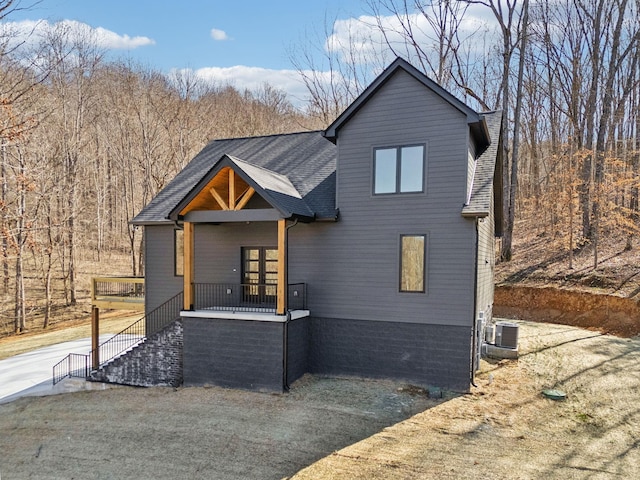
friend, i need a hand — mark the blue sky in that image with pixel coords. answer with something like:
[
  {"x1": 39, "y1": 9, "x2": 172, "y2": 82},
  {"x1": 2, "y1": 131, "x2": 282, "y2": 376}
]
[
  {"x1": 4, "y1": 0, "x2": 496, "y2": 106},
  {"x1": 16, "y1": 0, "x2": 363, "y2": 70},
  {"x1": 4, "y1": 0, "x2": 369, "y2": 104}
]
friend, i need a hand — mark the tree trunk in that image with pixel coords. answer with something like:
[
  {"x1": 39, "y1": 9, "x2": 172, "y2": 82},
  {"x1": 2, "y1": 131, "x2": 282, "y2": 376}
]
[
  {"x1": 13, "y1": 149, "x2": 27, "y2": 333},
  {"x1": 1, "y1": 141, "x2": 8, "y2": 295},
  {"x1": 578, "y1": 0, "x2": 606, "y2": 240},
  {"x1": 501, "y1": 0, "x2": 529, "y2": 261},
  {"x1": 14, "y1": 251, "x2": 25, "y2": 333},
  {"x1": 66, "y1": 152, "x2": 78, "y2": 306}
]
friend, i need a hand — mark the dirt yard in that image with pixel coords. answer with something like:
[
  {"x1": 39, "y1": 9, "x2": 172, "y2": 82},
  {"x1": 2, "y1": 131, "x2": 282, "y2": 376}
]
[
  {"x1": 292, "y1": 321, "x2": 640, "y2": 479},
  {"x1": 1, "y1": 320, "x2": 638, "y2": 480},
  {"x1": 0, "y1": 311, "x2": 142, "y2": 361}
]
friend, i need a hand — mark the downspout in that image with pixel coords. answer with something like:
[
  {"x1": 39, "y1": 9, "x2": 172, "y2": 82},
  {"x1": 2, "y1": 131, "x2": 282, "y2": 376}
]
[
  {"x1": 471, "y1": 218, "x2": 480, "y2": 388},
  {"x1": 282, "y1": 218, "x2": 299, "y2": 391}
]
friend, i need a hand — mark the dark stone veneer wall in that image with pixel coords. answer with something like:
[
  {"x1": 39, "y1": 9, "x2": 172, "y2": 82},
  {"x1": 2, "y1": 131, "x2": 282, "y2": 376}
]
[
  {"x1": 92, "y1": 316, "x2": 472, "y2": 392},
  {"x1": 90, "y1": 320, "x2": 183, "y2": 387},
  {"x1": 181, "y1": 316, "x2": 471, "y2": 392}
]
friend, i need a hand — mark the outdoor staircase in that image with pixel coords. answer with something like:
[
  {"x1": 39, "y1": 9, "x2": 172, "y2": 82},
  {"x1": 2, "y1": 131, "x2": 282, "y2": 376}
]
[
  {"x1": 53, "y1": 292, "x2": 183, "y2": 386},
  {"x1": 90, "y1": 319, "x2": 183, "y2": 387}
]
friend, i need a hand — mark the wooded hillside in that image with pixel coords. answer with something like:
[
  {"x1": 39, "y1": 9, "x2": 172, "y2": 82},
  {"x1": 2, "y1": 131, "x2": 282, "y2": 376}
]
[
  {"x1": 0, "y1": 10, "x2": 317, "y2": 334},
  {"x1": 2, "y1": 0, "x2": 640, "y2": 335}
]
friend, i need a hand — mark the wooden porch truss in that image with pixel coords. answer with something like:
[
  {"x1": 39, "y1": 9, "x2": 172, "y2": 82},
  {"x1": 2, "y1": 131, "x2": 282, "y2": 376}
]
[
  {"x1": 180, "y1": 167, "x2": 288, "y2": 315},
  {"x1": 180, "y1": 167, "x2": 256, "y2": 215}
]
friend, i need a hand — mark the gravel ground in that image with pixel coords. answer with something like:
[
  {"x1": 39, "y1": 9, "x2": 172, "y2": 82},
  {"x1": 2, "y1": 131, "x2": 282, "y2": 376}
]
[{"x1": 0, "y1": 375, "x2": 438, "y2": 479}]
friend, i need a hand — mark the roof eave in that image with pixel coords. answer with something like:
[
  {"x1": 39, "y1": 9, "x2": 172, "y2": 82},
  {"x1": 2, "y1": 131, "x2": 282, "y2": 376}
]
[
  {"x1": 167, "y1": 155, "x2": 229, "y2": 221},
  {"x1": 130, "y1": 219, "x2": 175, "y2": 226},
  {"x1": 470, "y1": 117, "x2": 491, "y2": 153},
  {"x1": 461, "y1": 208, "x2": 489, "y2": 218}
]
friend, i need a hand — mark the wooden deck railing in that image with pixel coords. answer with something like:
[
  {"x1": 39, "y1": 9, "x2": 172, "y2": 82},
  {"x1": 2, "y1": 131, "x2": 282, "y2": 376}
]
[{"x1": 91, "y1": 277, "x2": 145, "y2": 311}]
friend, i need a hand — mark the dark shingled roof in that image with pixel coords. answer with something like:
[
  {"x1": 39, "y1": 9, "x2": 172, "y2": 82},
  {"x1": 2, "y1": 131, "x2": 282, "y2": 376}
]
[
  {"x1": 132, "y1": 130, "x2": 337, "y2": 224},
  {"x1": 462, "y1": 111, "x2": 502, "y2": 221},
  {"x1": 133, "y1": 59, "x2": 502, "y2": 229}
]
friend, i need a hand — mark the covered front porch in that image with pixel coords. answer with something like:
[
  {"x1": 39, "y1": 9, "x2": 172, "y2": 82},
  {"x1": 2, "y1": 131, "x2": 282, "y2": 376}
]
[
  {"x1": 175, "y1": 157, "x2": 315, "y2": 320},
  {"x1": 177, "y1": 219, "x2": 311, "y2": 392},
  {"x1": 180, "y1": 218, "x2": 308, "y2": 318}
]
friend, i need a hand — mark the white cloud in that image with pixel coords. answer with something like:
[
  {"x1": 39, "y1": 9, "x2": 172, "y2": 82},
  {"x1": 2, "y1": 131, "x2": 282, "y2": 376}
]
[
  {"x1": 171, "y1": 65, "x2": 318, "y2": 107},
  {"x1": 325, "y1": 6, "x2": 497, "y2": 66},
  {"x1": 0, "y1": 19, "x2": 155, "y2": 50},
  {"x1": 92, "y1": 24, "x2": 155, "y2": 49},
  {"x1": 210, "y1": 28, "x2": 229, "y2": 41}
]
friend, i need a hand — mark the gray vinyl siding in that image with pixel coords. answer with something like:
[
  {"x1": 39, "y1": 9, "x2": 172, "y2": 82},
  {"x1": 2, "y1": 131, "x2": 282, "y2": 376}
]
[
  {"x1": 475, "y1": 192, "x2": 496, "y2": 322},
  {"x1": 290, "y1": 69, "x2": 476, "y2": 327},
  {"x1": 145, "y1": 225, "x2": 184, "y2": 313},
  {"x1": 193, "y1": 222, "x2": 276, "y2": 284},
  {"x1": 146, "y1": 70, "x2": 478, "y2": 330}
]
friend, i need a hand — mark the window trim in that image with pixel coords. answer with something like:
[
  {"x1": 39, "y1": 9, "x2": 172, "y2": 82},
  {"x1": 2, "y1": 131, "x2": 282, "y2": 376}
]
[
  {"x1": 373, "y1": 143, "x2": 426, "y2": 195},
  {"x1": 398, "y1": 233, "x2": 427, "y2": 293}
]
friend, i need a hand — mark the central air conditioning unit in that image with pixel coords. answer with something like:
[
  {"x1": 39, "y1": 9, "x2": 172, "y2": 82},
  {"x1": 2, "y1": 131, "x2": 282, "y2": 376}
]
[
  {"x1": 484, "y1": 323, "x2": 495, "y2": 344},
  {"x1": 495, "y1": 322, "x2": 519, "y2": 349}
]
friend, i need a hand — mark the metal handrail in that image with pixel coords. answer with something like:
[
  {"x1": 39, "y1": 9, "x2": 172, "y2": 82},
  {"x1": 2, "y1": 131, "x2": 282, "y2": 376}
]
[
  {"x1": 52, "y1": 353, "x2": 89, "y2": 385},
  {"x1": 92, "y1": 291, "x2": 184, "y2": 368}
]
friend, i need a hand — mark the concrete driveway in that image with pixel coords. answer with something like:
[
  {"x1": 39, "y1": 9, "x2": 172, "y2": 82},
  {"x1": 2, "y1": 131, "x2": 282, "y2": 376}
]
[{"x1": 0, "y1": 335, "x2": 117, "y2": 404}]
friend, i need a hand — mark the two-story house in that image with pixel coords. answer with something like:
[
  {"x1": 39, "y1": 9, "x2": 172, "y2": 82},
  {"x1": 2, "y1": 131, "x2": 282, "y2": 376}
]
[{"x1": 102, "y1": 57, "x2": 502, "y2": 392}]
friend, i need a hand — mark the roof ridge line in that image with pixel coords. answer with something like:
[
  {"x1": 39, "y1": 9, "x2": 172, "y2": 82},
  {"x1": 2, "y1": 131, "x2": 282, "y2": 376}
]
[{"x1": 207, "y1": 129, "x2": 323, "y2": 144}]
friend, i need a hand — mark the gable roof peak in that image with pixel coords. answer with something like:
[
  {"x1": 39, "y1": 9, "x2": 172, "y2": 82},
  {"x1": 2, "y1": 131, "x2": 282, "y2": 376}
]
[{"x1": 323, "y1": 56, "x2": 483, "y2": 143}]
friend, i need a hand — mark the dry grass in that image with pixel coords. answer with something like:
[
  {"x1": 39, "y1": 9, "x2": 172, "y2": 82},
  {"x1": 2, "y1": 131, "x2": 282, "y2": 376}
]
[
  {"x1": 291, "y1": 321, "x2": 640, "y2": 479},
  {"x1": 0, "y1": 249, "x2": 134, "y2": 338},
  {"x1": 0, "y1": 311, "x2": 142, "y2": 361},
  {"x1": 1, "y1": 321, "x2": 638, "y2": 479}
]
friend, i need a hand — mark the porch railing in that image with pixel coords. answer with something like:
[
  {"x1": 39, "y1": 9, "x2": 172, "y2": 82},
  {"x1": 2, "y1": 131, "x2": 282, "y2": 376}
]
[
  {"x1": 193, "y1": 283, "x2": 307, "y2": 313},
  {"x1": 91, "y1": 276, "x2": 145, "y2": 310}
]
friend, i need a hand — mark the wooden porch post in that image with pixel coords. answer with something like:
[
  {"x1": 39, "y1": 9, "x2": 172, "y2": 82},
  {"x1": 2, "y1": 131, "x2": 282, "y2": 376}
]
[
  {"x1": 183, "y1": 221, "x2": 195, "y2": 310},
  {"x1": 91, "y1": 306, "x2": 99, "y2": 369},
  {"x1": 277, "y1": 219, "x2": 287, "y2": 315}
]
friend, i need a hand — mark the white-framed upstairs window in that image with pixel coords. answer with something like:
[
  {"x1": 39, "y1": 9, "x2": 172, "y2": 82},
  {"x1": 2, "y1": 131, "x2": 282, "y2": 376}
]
[{"x1": 373, "y1": 144, "x2": 425, "y2": 195}]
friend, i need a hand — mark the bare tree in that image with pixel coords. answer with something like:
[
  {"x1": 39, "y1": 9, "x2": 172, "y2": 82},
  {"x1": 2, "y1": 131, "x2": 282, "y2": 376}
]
[
  {"x1": 290, "y1": 14, "x2": 386, "y2": 125},
  {"x1": 41, "y1": 22, "x2": 103, "y2": 305}
]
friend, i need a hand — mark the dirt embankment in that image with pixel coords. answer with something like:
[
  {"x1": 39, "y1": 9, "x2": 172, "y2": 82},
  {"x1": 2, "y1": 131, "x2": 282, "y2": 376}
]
[{"x1": 495, "y1": 285, "x2": 640, "y2": 337}]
